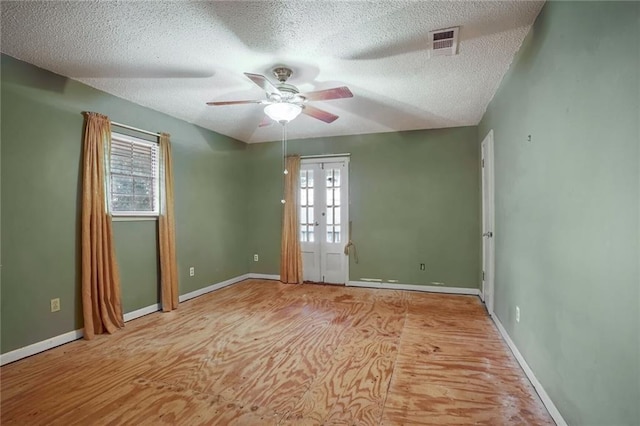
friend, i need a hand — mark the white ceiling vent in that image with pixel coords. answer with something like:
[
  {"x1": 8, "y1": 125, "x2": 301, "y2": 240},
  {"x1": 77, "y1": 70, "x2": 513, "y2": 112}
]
[{"x1": 428, "y1": 27, "x2": 460, "y2": 58}]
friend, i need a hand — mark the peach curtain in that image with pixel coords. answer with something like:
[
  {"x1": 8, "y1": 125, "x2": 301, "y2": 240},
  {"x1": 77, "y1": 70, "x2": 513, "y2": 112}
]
[
  {"x1": 159, "y1": 133, "x2": 179, "y2": 311},
  {"x1": 280, "y1": 155, "x2": 303, "y2": 284},
  {"x1": 81, "y1": 112, "x2": 124, "y2": 339}
]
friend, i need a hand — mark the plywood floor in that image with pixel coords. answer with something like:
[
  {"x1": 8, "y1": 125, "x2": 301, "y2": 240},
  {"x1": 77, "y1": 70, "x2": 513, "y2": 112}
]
[{"x1": 1, "y1": 280, "x2": 553, "y2": 425}]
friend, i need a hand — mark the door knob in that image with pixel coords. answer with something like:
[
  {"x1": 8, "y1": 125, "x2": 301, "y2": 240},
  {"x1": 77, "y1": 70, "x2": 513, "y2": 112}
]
[
  {"x1": 315, "y1": 222, "x2": 319, "y2": 226},
  {"x1": 483, "y1": 232, "x2": 493, "y2": 238}
]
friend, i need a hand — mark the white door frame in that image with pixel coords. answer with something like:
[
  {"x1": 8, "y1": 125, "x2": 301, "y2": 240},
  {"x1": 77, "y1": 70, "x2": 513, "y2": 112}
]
[
  {"x1": 481, "y1": 130, "x2": 495, "y2": 315},
  {"x1": 300, "y1": 156, "x2": 350, "y2": 285}
]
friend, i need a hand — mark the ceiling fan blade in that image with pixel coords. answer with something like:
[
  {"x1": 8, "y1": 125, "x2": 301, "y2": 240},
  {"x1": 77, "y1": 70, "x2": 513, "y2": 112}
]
[
  {"x1": 302, "y1": 86, "x2": 353, "y2": 101},
  {"x1": 206, "y1": 100, "x2": 263, "y2": 106},
  {"x1": 258, "y1": 115, "x2": 273, "y2": 128},
  {"x1": 244, "y1": 72, "x2": 281, "y2": 95},
  {"x1": 302, "y1": 105, "x2": 339, "y2": 124}
]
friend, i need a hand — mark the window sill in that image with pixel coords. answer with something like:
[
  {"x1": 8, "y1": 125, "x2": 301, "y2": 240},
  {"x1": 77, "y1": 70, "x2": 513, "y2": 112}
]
[{"x1": 112, "y1": 216, "x2": 158, "y2": 222}]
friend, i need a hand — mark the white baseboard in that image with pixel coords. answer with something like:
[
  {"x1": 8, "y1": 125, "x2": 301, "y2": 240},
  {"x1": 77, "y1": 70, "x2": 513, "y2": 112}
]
[
  {"x1": 123, "y1": 303, "x2": 162, "y2": 322},
  {"x1": 247, "y1": 273, "x2": 281, "y2": 281},
  {"x1": 0, "y1": 329, "x2": 84, "y2": 366},
  {"x1": 492, "y1": 315, "x2": 567, "y2": 426},
  {"x1": 1, "y1": 273, "x2": 253, "y2": 366},
  {"x1": 2, "y1": 303, "x2": 163, "y2": 365},
  {"x1": 0, "y1": 275, "x2": 478, "y2": 367},
  {"x1": 348, "y1": 280, "x2": 480, "y2": 296},
  {"x1": 179, "y1": 273, "x2": 251, "y2": 302}
]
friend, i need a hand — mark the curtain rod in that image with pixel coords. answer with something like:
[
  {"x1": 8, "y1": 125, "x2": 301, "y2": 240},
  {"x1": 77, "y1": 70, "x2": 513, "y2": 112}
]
[
  {"x1": 301, "y1": 153, "x2": 351, "y2": 159},
  {"x1": 111, "y1": 121, "x2": 161, "y2": 138}
]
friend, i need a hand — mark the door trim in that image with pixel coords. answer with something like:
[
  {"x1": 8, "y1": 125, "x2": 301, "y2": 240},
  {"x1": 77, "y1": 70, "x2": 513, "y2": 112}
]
[{"x1": 481, "y1": 130, "x2": 495, "y2": 315}]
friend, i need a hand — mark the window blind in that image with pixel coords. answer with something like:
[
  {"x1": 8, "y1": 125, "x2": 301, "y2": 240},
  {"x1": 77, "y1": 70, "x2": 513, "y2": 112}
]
[{"x1": 109, "y1": 134, "x2": 159, "y2": 214}]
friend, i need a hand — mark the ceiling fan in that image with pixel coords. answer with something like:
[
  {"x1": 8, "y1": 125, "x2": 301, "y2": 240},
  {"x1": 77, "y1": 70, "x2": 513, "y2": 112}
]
[{"x1": 206, "y1": 67, "x2": 353, "y2": 126}]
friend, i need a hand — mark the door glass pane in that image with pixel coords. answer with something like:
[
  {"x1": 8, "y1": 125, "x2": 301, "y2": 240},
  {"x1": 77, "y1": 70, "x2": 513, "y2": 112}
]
[
  {"x1": 325, "y1": 167, "x2": 343, "y2": 243},
  {"x1": 326, "y1": 169, "x2": 334, "y2": 187},
  {"x1": 300, "y1": 169, "x2": 314, "y2": 242},
  {"x1": 326, "y1": 226, "x2": 334, "y2": 243},
  {"x1": 333, "y1": 169, "x2": 341, "y2": 187},
  {"x1": 309, "y1": 229, "x2": 315, "y2": 242}
]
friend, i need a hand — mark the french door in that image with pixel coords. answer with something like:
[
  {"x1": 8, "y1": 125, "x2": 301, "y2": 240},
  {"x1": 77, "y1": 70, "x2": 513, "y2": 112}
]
[{"x1": 299, "y1": 157, "x2": 349, "y2": 284}]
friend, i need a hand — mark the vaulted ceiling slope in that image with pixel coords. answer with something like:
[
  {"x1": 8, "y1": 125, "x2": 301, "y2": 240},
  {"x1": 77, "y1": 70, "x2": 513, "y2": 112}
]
[{"x1": 1, "y1": 1, "x2": 543, "y2": 143}]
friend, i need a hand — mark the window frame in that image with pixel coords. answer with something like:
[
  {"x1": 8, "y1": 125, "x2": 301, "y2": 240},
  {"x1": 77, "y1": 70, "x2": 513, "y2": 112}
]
[{"x1": 108, "y1": 132, "x2": 160, "y2": 218}]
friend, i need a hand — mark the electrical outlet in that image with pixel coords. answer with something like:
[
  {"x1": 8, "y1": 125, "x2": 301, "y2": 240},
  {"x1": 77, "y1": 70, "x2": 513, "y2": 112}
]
[
  {"x1": 516, "y1": 306, "x2": 520, "y2": 323},
  {"x1": 189, "y1": 267, "x2": 195, "y2": 277},
  {"x1": 51, "y1": 298, "x2": 60, "y2": 312},
  {"x1": 254, "y1": 254, "x2": 259, "y2": 262},
  {"x1": 420, "y1": 263, "x2": 426, "y2": 271}
]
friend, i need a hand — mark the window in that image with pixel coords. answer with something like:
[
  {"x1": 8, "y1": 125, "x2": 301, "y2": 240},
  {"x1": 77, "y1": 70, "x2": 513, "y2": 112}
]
[{"x1": 109, "y1": 133, "x2": 159, "y2": 216}]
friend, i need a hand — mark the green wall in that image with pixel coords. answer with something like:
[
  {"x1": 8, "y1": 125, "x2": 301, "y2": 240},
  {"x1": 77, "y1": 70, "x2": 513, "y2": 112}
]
[
  {"x1": 247, "y1": 127, "x2": 481, "y2": 288},
  {"x1": 113, "y1": 221, "x2": 159, "y2": 313},
  {"x1": 478, "y1": 2, "x2": 639, "y2": 424},
  {"x1": 0, "y1": 55, "x2": 249, "y2": 353}
]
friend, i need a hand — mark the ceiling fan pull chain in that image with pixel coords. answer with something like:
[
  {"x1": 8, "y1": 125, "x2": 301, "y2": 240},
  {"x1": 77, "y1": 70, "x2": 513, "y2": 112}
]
[
  {"x1": 280, "y1": 122, "x2": 290, "y2": 204},
  {"x1": 282, "y1": 123, "x2": 286, "y2": 175},
  {"x1": 284, "y1": 123, "x2": 288, "y2": 175}
]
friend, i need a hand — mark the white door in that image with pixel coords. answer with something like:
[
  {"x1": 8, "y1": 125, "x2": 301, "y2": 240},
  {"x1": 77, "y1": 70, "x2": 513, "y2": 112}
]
[
  {"x1": 300, "y1": 158, "x2": 349, "y2": 284},
  {"x1": 481, "y1": 130, "x2": 495, "y2": 315}
]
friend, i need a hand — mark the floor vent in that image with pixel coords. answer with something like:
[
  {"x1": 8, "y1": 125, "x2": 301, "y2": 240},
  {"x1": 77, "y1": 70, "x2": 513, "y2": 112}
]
[{"x1": 428, "y1": 27, "x2": 460, "y2": 58}]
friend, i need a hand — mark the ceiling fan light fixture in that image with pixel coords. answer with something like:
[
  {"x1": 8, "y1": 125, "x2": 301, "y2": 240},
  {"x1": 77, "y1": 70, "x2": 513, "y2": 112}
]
[{"x1": 264, "y1": 103, "x2": 302, "y2": 123}]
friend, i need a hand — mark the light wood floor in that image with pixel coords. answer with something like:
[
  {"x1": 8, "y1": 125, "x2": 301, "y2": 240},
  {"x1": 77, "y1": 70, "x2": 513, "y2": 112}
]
[{"x1": 1, "y1": 280, "x2": 553, "y2": 425}]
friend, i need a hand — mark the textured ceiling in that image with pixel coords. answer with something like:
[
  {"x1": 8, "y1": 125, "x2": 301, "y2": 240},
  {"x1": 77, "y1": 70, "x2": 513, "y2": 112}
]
[{"x1": 1, "y1": 1, "x2": 543, "y2": 143}]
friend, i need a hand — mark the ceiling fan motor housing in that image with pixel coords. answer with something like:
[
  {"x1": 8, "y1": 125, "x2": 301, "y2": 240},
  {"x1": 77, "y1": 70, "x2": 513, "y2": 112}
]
[
  {"x1": 271, "y1": 67, "x2": 304, "y2": 103},
  {"x1": 273, "y1": 67, "x2": 294, "y2": 83},
  {"x1": 270, "y1": 83, "x2": 304, "y2": 104}
]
